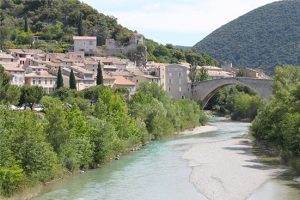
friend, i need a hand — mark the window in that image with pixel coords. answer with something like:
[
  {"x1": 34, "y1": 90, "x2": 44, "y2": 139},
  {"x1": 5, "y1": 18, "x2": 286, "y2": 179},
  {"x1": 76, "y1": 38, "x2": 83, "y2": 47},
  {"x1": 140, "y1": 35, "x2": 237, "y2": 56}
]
[
  {"x1": 182, "y1": 96, "x2": 185, "y2": 99},
  {"x1": 89, "y1": 41, "x2": 93, "y2": 45},
  {"x1": 168, "y1": 87, "x2": 171, "y2": 92},
  {"x1": 169, "y1": 79, "x2": 173, "y2": 84},
  {"x1": 179, "y1": 78, "x2": 182, "y2": 84},
  {"x1": 179, "y1": 72, "x2": 182, "y2": 78},
  {"x1": 33, "y1": 79, "x2": 36, "y2": 85},
  {"x1": 38, "y1": 79, "x2": 41, "y2": 84},
  {"x1": 50, "y1": 80, "x2": 53, "y2": 85},
  {"x1": 45, "y1": 80, "x2": 48, "y2": 84},
  {"x1": 179, "y1": 87, "x2": 182, "y2": 92},
  {"x1": 169, "y1": 72, "x2": 172, "y2": 77}
]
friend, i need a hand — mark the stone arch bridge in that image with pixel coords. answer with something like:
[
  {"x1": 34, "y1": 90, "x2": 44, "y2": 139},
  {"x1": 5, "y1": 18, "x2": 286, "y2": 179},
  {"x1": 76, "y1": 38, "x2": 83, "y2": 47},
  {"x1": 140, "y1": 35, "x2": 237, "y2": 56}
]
[{"x1": 191, "y1": 77, "x2": 274, "y2": 107}]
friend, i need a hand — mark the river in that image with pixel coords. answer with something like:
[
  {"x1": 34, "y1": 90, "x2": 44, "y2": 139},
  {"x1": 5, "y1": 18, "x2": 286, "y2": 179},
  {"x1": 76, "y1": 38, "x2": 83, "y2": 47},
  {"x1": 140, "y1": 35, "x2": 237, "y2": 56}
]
[{"x1": 34, "y1": 117, "x2": 300, "y2": 200}]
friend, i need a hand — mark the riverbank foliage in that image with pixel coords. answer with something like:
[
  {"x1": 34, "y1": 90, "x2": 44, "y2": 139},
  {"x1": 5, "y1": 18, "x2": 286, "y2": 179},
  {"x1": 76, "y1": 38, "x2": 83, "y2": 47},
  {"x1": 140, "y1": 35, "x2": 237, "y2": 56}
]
[
  {"x1": 0, "y1": 67, "x2": 207, "y2": 197},
  {"x1": 206, "y1": 85, "x2": 264, "y2": 121},
  {"x1": 251, "y1": 66, "x2": 300, "y2": 173}
]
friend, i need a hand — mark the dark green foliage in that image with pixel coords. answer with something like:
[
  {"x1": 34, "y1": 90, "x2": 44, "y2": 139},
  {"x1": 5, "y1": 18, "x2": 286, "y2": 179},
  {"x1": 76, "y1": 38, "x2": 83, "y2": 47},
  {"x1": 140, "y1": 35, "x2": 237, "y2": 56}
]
[
  {"x1": 77, "y1": 13, "x2": 84, "y2": 36},
  {"x1": 146, "y1": 39, "x2": 218, "y2": 65},
  {"x1": 96, "y1": 62, "x2": 103, "y2": 85},
  {"x1": 56, "y1": 67, "x2": 64, "y2": 89},
  {"x1": 24, "y1": 16, "x2": 29, "y2": 32},
  {"x1": 207, "y1": 85, "x2": 264, "y2": 121},
  {"x1": 251, "y1": 65, "x2": 300, "y2": 172},
  {"x1": 0, "y1": 65, "x2": 21, "y2": 105},
  {"x1": 194, "y1": 1, "x2": 300, "y2": 73},
  {"x1": 0, "y1": 108, "x2": 60, "y2": 196},
  {"x1": 19, "y1": 86, "x2": 44, "y2": 110},
  {"x1": 69, "y1": 69, "x2": 76, "y2": 90},
  {"x1": 129, "y1": 83, "x2": 207, "y2": 139},
  {"x1": 189, "y1": 66, "x2": 210, "y2": 83},
  {"x1": 236, "y1": 68, "x2": 247, "y2": 77},
  {"x1": 0, "y1": 0, "x2": 132, "y2": 51}
]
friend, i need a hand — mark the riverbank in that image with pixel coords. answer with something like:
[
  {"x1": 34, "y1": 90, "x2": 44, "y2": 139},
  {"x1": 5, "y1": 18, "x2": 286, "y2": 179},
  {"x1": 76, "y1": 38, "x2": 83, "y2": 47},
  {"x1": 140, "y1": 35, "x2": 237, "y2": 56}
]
[
  {"x1": 178, "y1": 125, "x2": 218, "y2": 136},
  {"x1": 183, "y1": 137, "x2": 283, "y2": 200}
]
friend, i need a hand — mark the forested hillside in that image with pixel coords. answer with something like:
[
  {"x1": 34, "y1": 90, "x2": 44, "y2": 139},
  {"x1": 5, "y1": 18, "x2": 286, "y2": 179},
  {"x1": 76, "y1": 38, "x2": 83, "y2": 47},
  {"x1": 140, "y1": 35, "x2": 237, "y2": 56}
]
[
  {"x1": 193, "y1": 0, "x2": 300, "y2": 73},
  {"x1": 0, "y1": 0, "x2": 132, "y2": 51},
  {"x1": 0, "y1": 0, "x2": 218, "y2": 65}
]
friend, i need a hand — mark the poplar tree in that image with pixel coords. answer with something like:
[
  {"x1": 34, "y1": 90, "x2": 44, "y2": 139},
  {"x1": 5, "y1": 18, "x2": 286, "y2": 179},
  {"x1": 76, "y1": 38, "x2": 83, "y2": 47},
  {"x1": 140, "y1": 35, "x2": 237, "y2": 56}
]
[
  {"x1": 24, "y1": 16, "x2": 29, "y2": 32},
  {"x1": 56, "y1": 67, "x2": 64, "y2": 89},
  {"x1": 77, "y1": 14, "x2": 84, "y2": 36},
  {"x1": 96, "y1": 62, "x2": 103, "y2": 85},
  {"x1": 69, "y1": 69, "x2": 77, "y2": 90}
]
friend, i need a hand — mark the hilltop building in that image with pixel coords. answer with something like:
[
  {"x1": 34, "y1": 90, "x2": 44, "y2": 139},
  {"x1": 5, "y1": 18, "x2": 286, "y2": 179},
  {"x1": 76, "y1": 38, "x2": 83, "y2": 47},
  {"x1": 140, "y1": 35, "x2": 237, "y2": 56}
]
[{"x1": 73, "y1": 36, "x2": 97, "y2": 55}]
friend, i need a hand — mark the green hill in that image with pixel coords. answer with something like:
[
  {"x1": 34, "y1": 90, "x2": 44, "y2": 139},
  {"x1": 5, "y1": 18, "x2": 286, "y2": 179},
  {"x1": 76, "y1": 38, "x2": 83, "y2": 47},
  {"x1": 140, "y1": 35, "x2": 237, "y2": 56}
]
[
  {"x1": 0, "y1": 0, "x2": 217, "y2": 65},
  {"x1": 193, "y1": 0, "x2": 300, "y2": 73}
]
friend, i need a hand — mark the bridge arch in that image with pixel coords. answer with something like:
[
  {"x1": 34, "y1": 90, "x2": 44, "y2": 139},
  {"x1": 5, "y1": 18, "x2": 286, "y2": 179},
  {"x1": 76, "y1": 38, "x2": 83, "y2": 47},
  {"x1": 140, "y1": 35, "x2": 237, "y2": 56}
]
[{"x1": 191, "y1": 77, "x2": 274, "y2": 108}]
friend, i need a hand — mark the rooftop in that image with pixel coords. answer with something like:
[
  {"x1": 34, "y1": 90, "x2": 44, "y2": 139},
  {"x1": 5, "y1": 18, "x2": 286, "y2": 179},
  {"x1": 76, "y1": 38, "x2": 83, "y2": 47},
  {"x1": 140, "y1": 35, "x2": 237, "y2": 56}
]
[
  {"x1": 0, "y1": 52, "x2": 14, "y2": 59},
  {"x1": 25, "y1": 71, "x2": 56, "y2": 78},
  {"x1": 8, "y1": 49, "x2": 44, "y2": 55},
  {"x1": 73, "y1": 36, "x2": 97, "y2": 40},
  {"x1": 113, "y1": 76, "x2": 135, "y2": 86}
]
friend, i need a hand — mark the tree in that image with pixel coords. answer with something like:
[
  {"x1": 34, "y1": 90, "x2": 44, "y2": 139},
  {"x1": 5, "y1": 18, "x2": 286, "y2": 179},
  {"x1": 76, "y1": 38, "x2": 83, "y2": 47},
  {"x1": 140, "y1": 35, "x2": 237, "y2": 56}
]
[
  {"x1": 19, "y1": 86, "x2": 44, "y2": 110},
  {"x1": 77, "y1": 14, "x2": 84, "y2": 36},
  {"x1": 41, "y1": 96, "x2": 68, "y2": 152},
  {"x1": 24, "y1": 16, "x2": 29, "y2": 32},
  {"x1": 56, "y1": 67, "x2": 64, "y2": 89},
  {"x1": 96, "y1": 62, "x2": 103, "y2": 85},
  {"x1": 237, "y1": 68, "x2": 247, "y2": 77},
  {"x1": 69, "y1": 69, "x2": 77, "y2": 90},
  {"x1": 189, "y1": 65, "x2": 197, "y2": 83},
  {"x1": 198, "y1": 68, "x2": 210, "y2": 81}
]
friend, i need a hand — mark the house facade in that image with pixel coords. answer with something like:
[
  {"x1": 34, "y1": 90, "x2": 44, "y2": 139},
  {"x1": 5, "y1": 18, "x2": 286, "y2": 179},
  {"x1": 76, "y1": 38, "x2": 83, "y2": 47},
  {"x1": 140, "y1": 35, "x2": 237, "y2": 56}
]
[
  {"x1": 25, "y1": 71, "x2": 56, "y2": 94},
  {"x1": 73, "y1": 36, "x2": 97, "y2": 55},
  {"x1": 160, "y1": 64, "x2": 190, "y2": 99}
]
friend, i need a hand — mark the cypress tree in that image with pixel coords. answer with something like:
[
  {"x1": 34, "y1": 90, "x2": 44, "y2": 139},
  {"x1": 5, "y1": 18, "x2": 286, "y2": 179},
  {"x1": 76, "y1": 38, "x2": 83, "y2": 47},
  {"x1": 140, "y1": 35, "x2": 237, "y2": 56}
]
[
  {"x1": 56, "y1": 67, "x2": 64, "y2": 89},
  {"x1": 24, "y1": 16, "x2": 29, "y2": 32},
  {"x1": 78, "y1": 14, "x2": 84, "y2": 36},
  {"x1": 96, "y1": 62, "x2": 103, "y2": 85},
  {"x1": 69, "y1": 69, "x2": 77, "y2": 90}
]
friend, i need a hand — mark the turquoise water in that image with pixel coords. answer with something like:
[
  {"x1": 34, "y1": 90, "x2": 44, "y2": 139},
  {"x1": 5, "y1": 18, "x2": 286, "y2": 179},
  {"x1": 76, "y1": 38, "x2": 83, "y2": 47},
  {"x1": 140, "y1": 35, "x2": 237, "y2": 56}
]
[{"x1": 34, "y1": 117, "x2": 300, "y2": 200}]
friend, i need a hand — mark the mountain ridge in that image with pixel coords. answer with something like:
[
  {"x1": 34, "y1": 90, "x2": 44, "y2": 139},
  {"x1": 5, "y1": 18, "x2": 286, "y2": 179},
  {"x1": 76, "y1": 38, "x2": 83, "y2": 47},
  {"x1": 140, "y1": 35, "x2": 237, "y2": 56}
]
[{"x1": 193, "y1": 0, "x2": 300, "y2": 72}]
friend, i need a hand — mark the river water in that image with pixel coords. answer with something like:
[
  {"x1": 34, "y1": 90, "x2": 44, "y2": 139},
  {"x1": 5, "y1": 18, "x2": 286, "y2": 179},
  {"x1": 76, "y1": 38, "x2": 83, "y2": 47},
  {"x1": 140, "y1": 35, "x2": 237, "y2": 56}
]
[{"x1": 34, "y1": 117, "x2": 300, "y2": 200}]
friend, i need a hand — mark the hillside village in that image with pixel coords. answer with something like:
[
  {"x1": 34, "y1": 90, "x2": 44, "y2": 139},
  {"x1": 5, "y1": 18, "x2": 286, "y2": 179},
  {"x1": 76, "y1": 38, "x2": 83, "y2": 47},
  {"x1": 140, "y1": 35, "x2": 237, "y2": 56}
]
[{"x1": 0, "y1": 33, "x2": 270, "y2": 100}]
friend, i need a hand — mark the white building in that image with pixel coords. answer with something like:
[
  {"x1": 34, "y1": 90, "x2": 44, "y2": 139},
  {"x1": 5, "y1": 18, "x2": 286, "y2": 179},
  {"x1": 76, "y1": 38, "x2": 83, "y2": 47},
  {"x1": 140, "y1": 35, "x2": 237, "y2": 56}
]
[{"x1": 25, "y1": 71, "x2": 56, "y2": 94}]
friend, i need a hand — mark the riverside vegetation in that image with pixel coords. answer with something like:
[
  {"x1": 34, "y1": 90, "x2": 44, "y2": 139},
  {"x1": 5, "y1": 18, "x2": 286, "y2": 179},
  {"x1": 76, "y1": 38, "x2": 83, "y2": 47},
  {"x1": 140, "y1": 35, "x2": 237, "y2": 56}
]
[
  {"x1": 0, "y1": 65, "x2": 207, "y2": 198},
  {"x1": 206, "y1": 84, "x2": 264, "y2": 121},
  {"x1": 251, "y1": 66, "x2": 300, "y2": 173}
]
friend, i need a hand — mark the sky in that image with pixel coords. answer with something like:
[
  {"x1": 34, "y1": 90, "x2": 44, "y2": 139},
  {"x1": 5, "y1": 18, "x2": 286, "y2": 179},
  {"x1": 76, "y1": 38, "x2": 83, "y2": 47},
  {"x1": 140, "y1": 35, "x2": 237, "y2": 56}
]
[{"x1": 82, "y1": 0, "x2": 278, "y2": 46}]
